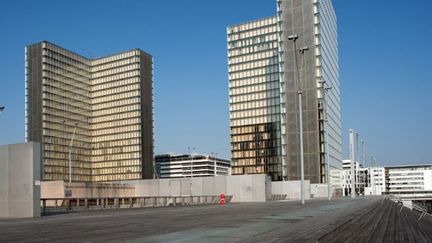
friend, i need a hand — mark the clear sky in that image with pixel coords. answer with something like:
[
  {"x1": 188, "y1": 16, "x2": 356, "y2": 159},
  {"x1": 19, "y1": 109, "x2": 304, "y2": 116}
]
[{"x1": 0, "y1": 0, "x2": 431, "y2": 166}]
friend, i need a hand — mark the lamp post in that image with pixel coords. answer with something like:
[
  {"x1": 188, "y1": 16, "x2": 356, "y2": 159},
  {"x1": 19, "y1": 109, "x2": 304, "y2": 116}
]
[
  {"x1": 361, "y1": 140, "x2": 365, "y2": 168},
  {"x1": 68, "y1": 122, "x2": 78, "y2": 184},
  {"x1": 349, "y1": 129, "x2": 356, "y2": 198},
  {"x1": 288, "y1": 34, "x2": 309, "y2": 205},
  {"x1": 319, "y1": 80, "x2": 332, "y2": 201}
]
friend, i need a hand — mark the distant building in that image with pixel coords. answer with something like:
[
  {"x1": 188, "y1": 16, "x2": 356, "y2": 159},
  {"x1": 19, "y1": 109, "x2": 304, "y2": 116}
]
[
  {"x1": 385, "y1": 165, "x2": 432, "y2": 193},
  {"x1": 227, "y1": 0, "x2": 342, "y2": 182},
  {"x1": 364, "y1": 166, "x2": 385, "y2": 195},
  {"x1": 26, "y1": 41, "x2": 154, "y2": 182},
  {"x1": 342, "y1": 160, "x2": 366, "y2": 196},
  {"x1": 155, "y1": 154, "x2": 231, "y2": 178}
]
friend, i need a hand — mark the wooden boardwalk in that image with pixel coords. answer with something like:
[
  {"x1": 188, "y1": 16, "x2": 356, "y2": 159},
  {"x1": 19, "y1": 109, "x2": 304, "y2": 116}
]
[
  {"x1": 317, "y1": 199, "x2": 432, "y2": 243},
  {"x1": 0, "y1": 197, "x2": 431, "y2": 242}
]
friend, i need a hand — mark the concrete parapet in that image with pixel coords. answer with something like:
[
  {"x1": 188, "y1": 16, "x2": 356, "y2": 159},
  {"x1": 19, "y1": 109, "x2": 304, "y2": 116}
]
[
  {"x1": 0, "y1": 142, "x2": 41, "y2": 218},
  {"x1": 271, "y1": 180, "x2": 311, "y2": 200}
]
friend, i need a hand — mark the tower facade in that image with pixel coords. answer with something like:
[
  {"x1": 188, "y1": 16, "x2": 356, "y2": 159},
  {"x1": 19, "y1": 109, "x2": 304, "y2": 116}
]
[
  {"x1": 227, "y1": 0, "x2": 342, "y2": 184},
  {"x1": 26, "y1": 41, "x2": 154, "y2": 182}
]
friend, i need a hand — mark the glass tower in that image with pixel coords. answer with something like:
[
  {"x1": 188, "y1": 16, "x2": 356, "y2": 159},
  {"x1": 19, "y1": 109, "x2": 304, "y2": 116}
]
[
  {"x1": 26, "y1": 41, "x2": 154, "y2": 182},
  {"x1": 227, "y1": 0, "x2": 342, "y2": 184}
]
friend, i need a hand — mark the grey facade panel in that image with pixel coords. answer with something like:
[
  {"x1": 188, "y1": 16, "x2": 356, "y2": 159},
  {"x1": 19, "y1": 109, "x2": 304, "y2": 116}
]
[{"x1": 139, "y1": 51, "x2": 154, "y2": 179}]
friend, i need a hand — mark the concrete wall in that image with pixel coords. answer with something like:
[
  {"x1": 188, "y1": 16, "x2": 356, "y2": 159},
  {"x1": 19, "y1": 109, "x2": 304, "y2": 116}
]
[
  {"x1": 0, "y1": 142, "x2": 41, "y2": 218},
  {"x1": 311, "y1": 184, "x2": 329, "y2": 198},
  {"x1": 271, "y1": 180, "x2": 311, "y2": 200},
  {"x1": 41, "y1": 181, "x2": 134, "y2": 199},
  {"x1": 126, "y1": 174, "x2": 270, "y2": 202}
]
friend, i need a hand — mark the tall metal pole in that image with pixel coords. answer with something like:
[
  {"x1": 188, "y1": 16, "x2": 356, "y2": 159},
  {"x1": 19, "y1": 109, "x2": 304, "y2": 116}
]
[
  {"x1": 325, "y1": 90, "x2": 331, "y2": 201},
  {"x1": 68, "y1": 123, "x2": 78, "y2": 184},
  {"x1": 349, "y1": 129, "x2": 356, "y2": 198},
  {"x1": 361, "y1": 140, "x2": 365, "y2": 168},
  {"x1": 298, "y1": 90, "x2": 305, "y2": 205},
  {"x1": 371, "y1": 155, "x2": 375, "y2": 196}
]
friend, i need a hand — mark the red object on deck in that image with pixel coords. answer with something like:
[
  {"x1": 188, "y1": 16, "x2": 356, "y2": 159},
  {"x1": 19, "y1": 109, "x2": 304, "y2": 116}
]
[{"x1": 219, "y1": 193, "x2": 225, "y2": 205}]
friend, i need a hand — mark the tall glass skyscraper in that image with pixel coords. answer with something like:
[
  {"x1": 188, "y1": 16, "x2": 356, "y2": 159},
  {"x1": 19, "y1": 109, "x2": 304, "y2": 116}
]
[
  {"x1": 227, "y1": 0, "x2": 342, "y2": 184},
  {"x1": 26, "y1": 41, "x2": 154, "y2": 182}
]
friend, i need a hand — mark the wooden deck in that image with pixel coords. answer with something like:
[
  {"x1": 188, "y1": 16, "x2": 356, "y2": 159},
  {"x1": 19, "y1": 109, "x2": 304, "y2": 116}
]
[
  {"x1": 0, "y1": 197, "x2": 431, "y2": 242},
  {"x1": 317, "y1": 198, "x2": 432, "y2": 242}
]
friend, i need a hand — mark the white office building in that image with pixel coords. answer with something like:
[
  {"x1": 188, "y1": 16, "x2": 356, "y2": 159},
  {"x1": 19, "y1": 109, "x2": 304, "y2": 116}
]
[
  {"x1": 385, "y1": 165, "x2": 432, "y2": 193},
  {"x1": 155, "y1": 154, "x2": 231, "y2": 179},
  {"x1": 364, "y1": 166, "x2": 385, "y2": 195},
  {"x1": 342, "y1": 160, "x2": 366, "y2": 196}
]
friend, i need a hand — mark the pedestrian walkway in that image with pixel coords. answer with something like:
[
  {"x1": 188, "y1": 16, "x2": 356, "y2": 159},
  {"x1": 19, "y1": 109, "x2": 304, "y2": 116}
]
[{"x1": 0, "y1": 197, "x2": 430, "y2": 242}]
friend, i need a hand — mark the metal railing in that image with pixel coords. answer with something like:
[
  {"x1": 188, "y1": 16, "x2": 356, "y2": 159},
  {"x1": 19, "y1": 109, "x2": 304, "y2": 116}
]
[
  {"x1": 41, "y1": 195, "x2": 232, "y2": 214},
  {"x1": 384, "y1": 195, "x2": 432, "y2": 221}
]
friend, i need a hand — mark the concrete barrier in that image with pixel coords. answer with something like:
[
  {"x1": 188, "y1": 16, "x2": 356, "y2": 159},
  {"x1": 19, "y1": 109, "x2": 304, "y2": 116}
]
[
  {"x1": 271, "y1": 180, "x2": 311, "y2": 200},
  {"x1": 0, "y1": 142, "x2": 41, "y2": 218}
]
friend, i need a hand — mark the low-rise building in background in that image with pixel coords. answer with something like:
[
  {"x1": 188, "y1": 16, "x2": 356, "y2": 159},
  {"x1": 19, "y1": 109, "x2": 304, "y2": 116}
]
[
  {"x1": 155, "y1": 154, "x2": 231, "y2": 178},
  {"x1": 385, "y1": 165, "x2": 432, "y2": 194}
]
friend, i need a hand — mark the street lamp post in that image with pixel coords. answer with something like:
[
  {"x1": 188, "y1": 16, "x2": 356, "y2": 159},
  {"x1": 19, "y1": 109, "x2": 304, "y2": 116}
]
[
  {"x1": 349, "y1": 129, "x2": 356, "y2": 198},
  {"x1": 371, "y1": 155, "x2": 376, "y2": 196},
  {"x1": 288, "y1": 34, "x2": 309, "y2": 205},
  {"x1": 68, "y1": 122, "x2": 78, "y2": 184},
  {"x1": 320, "y1": 80, "x2": 332, "y2": 201}
]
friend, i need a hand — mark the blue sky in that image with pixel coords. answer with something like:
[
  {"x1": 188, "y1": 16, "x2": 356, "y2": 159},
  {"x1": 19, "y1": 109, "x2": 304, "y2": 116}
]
[{"x1": 0, "y1": 0, "x2": 431, "y2": 166}]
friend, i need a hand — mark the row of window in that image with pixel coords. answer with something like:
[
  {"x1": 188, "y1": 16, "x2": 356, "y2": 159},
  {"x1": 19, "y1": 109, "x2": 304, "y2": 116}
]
[
  {"x1": 42, "y1": 63, "x2": 89, "y2": 83},
  {"x1": 43, "y1": 164, "x2": 91, "y2": 174},
  {"x1": 231, "y1": 115, "x2": 280, "y2": 127},
  {"x1": 232, "y1": 157, "x2": 281, "y2": 167},
  {"x1": 229, "y1": 34, "x2": 278, "y2": 49},
  {"x1": 43, "y1": 43, "x2": 89, "y2": 65},
  {"x1": 91, "y1": 64, "x2": 139, "y2": 79},
  {"x1": 92, "y1": 110, "x2": 140, "y2": 124},
  {"x1": 93, "y1": 104, "x2": 140, "y2": 118},
  {"x1": 231, "y1": 123, "x2": 280, "y2": 134},
  {"x1": 229, "y1": 17, "x2": 276, "y2": 34},
  {"x1": 92, "y1": 159, "x2": 141, "y2": 168},
  {"x1": 92, "y1": 70, "x2": 140, "y2": 85},
  {"x1": 230, "y1": 73, "x2": 280, "y2": 89},
  {"x1": 44, "y1": 136, "x2": 92, "y2": 148},
  {"x1": 92, "y1": 139, "x2": 141, "y2": 149},
  {"x1": 230, "y1": 82, "x2": 279, "y2": 96},
  {"x1": 44, "y1": 144, "x2": 91, "y2": 156},
  {"x1": 91, "y1": 56, "x2": 140, "y2": 72},
  {"x1": 92, "y1": 50, "x2": 140, "y2": 66},
  {"x1": 229, "y1": 49, "x2": 278, "y2": 65},
  {"x1": 93, "y1": 173, "x2": 141, "y2": 182},
  {"x1": 92, "y1": 152, "x2": 141, "y2": 162},
  {"x1": 230, "y1": 89, "x2": 279, "y2": 102},
  {"x1": 229, "y1": 45, "x2": 278, "y2": 58},
  {"x1": 229, "y1": 60, "x2": 278, "y2": 73},
  {"x1": 92, "y1": 124, "x2": 140, "y2": 136},
  {"x1": 92, "y1": 90, "x2": 140, "y2": 105},
  {"x1": 44, "y1": 158, "x2": 92, "y2": 169},
  {"x1": 43, "y1": 57, "x2": 90, "y2": 77},
  {"x1": 228, "y1": 24, "x2": 277, "y2": 42},
  {"x1": 93, "y1": 117, "x2": 140, "y2": 130},
  {"x1": 229, "y1": 66, "x2": 278, "y2": 80},
  {"x1": 93, "y1": 97, "x2": 140, "y2": 111},
  {"x1": 232, "y1": 140, "x2": 280, "y2": 151},
  {"x1": 230, "y1": 106, "x2": 280, "y2": 119},
  {"x1": 93, "y1": 166, "x2": 141, "y2": 175},
  {"x1": 92, "y1": 83, "x2": 140, "y2": 99},
  {"x1": 93, "y1": 131, "x2": 141, "y2": 143},
  {"x1": 230, "y1": 97, "x2": 280, "y2": 112},
  {"x1": 93, "y1": 145, "x2": 140, "y2": 156},
  {"x1": 92, "y1": 77, "x2": 140, "y2": 92},
  {"x1": 45, "y1": 151, "x2": 91, "y2": 162},
  {"x1": 43, "y1": 73, "x2": 90, "y2": 93}
]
